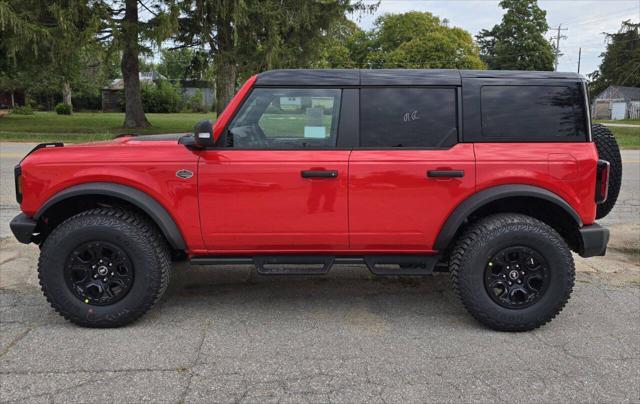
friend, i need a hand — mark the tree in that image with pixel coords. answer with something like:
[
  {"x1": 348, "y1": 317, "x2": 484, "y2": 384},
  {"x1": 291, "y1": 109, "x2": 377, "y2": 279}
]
[
  {"x1": 476, "y1": 0, "x2": 554, "y2": 71},
  {"x1": 366, "y1": 12, "x2": 484, "y2": 69},
  {"x1": 157, "y1": 48, "x2": 199, "y2": 79},
  {"x1": 313, "y1": 17, "x2": 371, "y2": 68},
  {"x1": 93, "y1": 0, "x2": 178, "y2": 128},
  {"x1": 589, "y1": 21, "x2": 640, "y2": 96},
  {"x1": 174, "y1": 0, "x2": 370, "y2": 114},
  {"x1": 0, "y1": 0, "x2": 99, "y2": 109}
]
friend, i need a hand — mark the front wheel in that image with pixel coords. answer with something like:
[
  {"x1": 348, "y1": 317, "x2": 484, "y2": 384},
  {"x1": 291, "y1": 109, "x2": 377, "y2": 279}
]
[
  {"x1": 450, "y1": 214, "x2": 574, "y2": 331},
  {"x1": 38, "y1": 208, "x2": 172, "y2": 327}
]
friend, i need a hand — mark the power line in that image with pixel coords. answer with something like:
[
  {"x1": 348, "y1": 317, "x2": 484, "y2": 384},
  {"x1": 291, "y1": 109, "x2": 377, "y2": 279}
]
[
  {"x1": 620, "y1": 63, "x2": 640, "y2": 86},
  {"x1": 550, "y1": 24, "x2": 568, "y2": 71}
]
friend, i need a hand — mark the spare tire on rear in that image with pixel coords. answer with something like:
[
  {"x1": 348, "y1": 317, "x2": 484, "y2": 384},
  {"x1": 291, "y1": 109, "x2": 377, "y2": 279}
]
[{"x1": 592, "y1": 124, "x2": 622, "y2": 219}]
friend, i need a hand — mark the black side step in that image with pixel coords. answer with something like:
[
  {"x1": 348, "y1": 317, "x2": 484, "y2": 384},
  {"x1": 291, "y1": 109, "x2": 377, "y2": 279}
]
[
  {"x1": 254, "y1": 256, "x2": 335, "y2": 275},
  {"x1": 190, "y1": 255, "x2": 441, "y2": 276},
  {"x1": 364, "y1": 255, "x2": 438, "y2": 275}
]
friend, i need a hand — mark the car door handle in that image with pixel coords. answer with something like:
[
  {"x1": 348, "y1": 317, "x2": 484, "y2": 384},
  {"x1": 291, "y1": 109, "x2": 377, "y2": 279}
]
[
  {"x1": 427, "y1": 170, "x2": 465, "y2": 178},
  {"x1": 301, "y1": 170, "x2": 339, "y2": 178}
]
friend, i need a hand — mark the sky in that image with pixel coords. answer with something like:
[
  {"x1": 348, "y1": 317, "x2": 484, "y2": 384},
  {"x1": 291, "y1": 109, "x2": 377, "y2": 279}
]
[{"x1": 348, "y1": 0, "x2": 640, "y2": 75}]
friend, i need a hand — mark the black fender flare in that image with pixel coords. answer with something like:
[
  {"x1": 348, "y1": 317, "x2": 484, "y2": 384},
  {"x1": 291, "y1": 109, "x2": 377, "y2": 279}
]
[
  {"x1": 35, "y1": 182, "x2": 187, "y2": 250},
  {"x1": 433, "y1": 184, "x2": 582, "y2": 250}
]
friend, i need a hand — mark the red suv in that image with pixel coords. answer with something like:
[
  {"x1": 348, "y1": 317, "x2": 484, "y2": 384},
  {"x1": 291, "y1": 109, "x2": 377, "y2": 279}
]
[{"x1": 10, "y1": 69, "x2": 621, "y2": 330}]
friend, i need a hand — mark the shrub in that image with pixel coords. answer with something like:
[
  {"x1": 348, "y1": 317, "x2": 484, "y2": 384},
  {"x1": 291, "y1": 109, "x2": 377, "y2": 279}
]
[
  {"x1": 72, "y1": 92, "x2": 101, "y2": 111},
  {"x1": 10, "y1": 105, "x2": 34, "y2": 115},
  {"x1": 142, "y1": 80, "x2": 182, "y2": 113},
  {"x1": 184, "y1": 89, "x2": 209, "y2": 113},
  {"x1": 55, "y1": 103, "x2": 72, "y2": 115}
]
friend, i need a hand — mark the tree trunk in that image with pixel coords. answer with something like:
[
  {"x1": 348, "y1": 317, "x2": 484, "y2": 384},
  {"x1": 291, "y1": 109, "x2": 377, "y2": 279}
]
[
  {"x1": 121, "y1": 0, "x2": 149, "y2": 128},
  {"x1": 215, "y1": 60, "x2": 237, "y2": 115},
  {"x1": 62, "y1": 80, "x2": 72, "y2": 108},
  {"x1": 10, "y1": 91, "x2": 15, "y2": 108},
  {"x1": 215, "y1": 17, "x2": 237, "y2": 115}
]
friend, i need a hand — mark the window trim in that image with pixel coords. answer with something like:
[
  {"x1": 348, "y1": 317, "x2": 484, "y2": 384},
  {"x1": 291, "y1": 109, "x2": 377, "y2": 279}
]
[
  {"x1": 215, "y1": 86, "x2": 349, "y2": 151},
  {"x1": 356, "y1": 85, "x2": 461, "y2": 150}
]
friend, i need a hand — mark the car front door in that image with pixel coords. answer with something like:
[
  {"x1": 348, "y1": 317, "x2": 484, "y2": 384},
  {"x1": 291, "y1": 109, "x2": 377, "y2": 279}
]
[
  {"x1": 348, "y1": 87, "x2": 476, "y2": 252},
  {"x1": 198, "y1": 88, "x2": 352, "y2": 252}
]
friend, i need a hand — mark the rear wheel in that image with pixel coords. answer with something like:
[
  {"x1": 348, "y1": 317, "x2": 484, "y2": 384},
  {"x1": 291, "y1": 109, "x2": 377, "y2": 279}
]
[
  {"x1": 592, "y1": 123, "x2": 622, "y2": 219},
  {"x1": 451, "y1": 214, "x2": 574, "y2": 331},
  {"x1": 38, "y1": 208, "x2": 171, "y2": 327}
]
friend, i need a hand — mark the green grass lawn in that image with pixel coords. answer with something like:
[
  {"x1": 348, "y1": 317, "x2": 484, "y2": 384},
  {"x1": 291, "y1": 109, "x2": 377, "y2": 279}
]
[
  {"x1": 595, "y1": 119, "x2": 640, "y2": 125},
  {"x1": 606, "y1": 126, "x2": 639, "y2": 149},
  {"x1": 0, "y1": 112, "x2": 213, "y2": 141}
]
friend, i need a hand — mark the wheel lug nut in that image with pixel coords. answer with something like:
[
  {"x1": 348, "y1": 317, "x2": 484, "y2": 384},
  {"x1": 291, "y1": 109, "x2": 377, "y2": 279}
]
[
  {"x1": 111, "y1": 272, "x2": 114, "y2": 276},
  {"x1": 92, "y1": 265, "x2": 96, "y2": 269},
  {"x1": 103, "y1": 278, "x2": 108, "y2": 282},
  {"x1": 508, "y1": 281, "x2": 512, "y2": 285},
  {"x1": 93, "y1": 275, "x2": 98, "y2": 279},
  {"x1": 502, "y1": 275, "x2": 506, "y2": 278},
  {"x1": 517, "y1": 280, "x2": 522, "y2": 284},
  {"x1": 521, "y1": 271, "x2": 525, "y2": 275},
  {"x1": 109, "y1": 263, "x2": 113, "y2": 267}
]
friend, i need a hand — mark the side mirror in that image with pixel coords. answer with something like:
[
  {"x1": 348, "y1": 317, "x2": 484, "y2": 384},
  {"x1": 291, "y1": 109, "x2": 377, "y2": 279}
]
[{"x1": 194, "y1": 120, "x2": 215, "y2": 148}]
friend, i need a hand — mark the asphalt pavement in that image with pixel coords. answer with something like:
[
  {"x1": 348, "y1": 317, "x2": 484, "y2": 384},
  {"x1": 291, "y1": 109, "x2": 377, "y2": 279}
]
[{"x1": 1, "y1": 142, "x2": 639, "y2": 403}]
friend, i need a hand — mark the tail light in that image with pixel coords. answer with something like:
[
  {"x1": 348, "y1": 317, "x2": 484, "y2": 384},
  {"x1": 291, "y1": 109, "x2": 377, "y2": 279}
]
[
  {"x1": 14, "y1": 165, "x2": 23, "y2": 204},
  {"x1": 595, "y1": 159, "x2": 610, "y2": 204}
]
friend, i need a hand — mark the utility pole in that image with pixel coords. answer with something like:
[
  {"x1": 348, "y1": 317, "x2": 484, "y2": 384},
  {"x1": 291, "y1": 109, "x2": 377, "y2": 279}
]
[
  {"x1": 577, "y1": 47, "x2": 582, "y2": 74},
  {"x1": 550, "y1": 24, "x2": 568, "y2": 71}
]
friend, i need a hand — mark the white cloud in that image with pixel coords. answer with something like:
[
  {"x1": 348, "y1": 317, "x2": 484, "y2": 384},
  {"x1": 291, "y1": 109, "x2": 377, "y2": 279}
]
[{"x1": 349, "y1": 0, "x2": 640, "y2": 75}]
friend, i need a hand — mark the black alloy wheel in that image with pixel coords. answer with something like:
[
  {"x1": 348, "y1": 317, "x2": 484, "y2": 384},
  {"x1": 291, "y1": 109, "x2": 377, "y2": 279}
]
[
  {"x1": 64, "y1": 241, "x2": 135, "y2": 306},
  {"x1": 484, "y1": 246, "x2": 550, "y2": 309},
  {"x1": 450, "y1": 213, "x2": 575, "y2": 331}
]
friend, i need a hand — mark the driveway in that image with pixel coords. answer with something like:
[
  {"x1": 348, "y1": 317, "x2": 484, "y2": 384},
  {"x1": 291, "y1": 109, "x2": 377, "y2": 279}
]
[{"x1": 1, "y1": 143, "x2": 639, "y2": 402}]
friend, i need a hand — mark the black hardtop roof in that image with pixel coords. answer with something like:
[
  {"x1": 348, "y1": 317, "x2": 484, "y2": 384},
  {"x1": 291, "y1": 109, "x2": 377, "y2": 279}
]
[{"x1": 255, "y1": 69, "x2": 583, "y2": 86}]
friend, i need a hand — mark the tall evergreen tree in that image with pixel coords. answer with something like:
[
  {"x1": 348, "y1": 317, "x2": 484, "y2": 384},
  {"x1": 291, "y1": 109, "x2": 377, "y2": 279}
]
[
  {"x1": 174, "y1": 0, "x2": 371, "y2": 114},
  {"x1": 0, "y1": 0, "x2": 98, "y2": 108},
  {"x1": 476, "y1": 0, "x2": 554, "y2": 71},
  {"x1": 93, "y1": 0, "x2": 178, "y2": 128},
  {"x1": 589, "y1": 21, "x2": 640, "y2": 96}
]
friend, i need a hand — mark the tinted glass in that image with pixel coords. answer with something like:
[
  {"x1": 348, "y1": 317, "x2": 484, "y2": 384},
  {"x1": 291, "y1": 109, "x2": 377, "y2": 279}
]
[
  {"x1": 227, "y1": 88, "x2": 341, "y2": 149},
  {"x1": 481, "y1": 85, "x2": 587, "y2": 140},
  {"x1": 360, "y1": 88, "x2": 458, "y2": 148}
]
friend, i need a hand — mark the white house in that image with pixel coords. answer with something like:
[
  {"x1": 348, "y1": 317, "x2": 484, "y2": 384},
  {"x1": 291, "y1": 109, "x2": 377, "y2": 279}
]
[{"x1": 592, "y1": 86, "x2": 640, "y2": 120}]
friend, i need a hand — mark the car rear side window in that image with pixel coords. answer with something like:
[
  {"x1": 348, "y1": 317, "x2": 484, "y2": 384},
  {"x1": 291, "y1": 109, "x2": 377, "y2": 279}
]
[
  {"x1": 481, "y1": 85, "x2": 587, "y2": 141},
  {"x1": 360, "y1": 88, "x2": 458, "y2": 148}
]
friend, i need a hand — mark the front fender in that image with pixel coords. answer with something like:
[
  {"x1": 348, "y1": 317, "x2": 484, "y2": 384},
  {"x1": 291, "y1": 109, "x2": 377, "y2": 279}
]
[{"x1": 35, "y1": 182, "x2": 187, "y2": 250}]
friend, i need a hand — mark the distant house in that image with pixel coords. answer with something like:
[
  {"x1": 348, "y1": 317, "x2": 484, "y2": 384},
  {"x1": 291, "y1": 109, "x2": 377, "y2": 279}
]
[
  {"x1": 0, "y1": 90, "x2": 25, "y2": 109},
  {"x1": 101, "y1": 72, "x2": 215, "y2": 112},
  {"x1": 592, "y1": 86, "x2": 640, "y2": 120},
  {"x1": 101, "y1": 72, "x2": 166, "y2": 112},
  {"x1": 173, "y1": 79, "x2": 215, "y2": 110}
]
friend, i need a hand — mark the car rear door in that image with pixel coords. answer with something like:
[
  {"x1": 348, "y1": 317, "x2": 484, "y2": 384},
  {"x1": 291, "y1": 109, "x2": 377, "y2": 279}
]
[
  {"x1": 348, "y1": 86, "x2": 476, "y2": 252},
  {"x1": 198, "y1": 88, "x2": 355, "y2": 252}
]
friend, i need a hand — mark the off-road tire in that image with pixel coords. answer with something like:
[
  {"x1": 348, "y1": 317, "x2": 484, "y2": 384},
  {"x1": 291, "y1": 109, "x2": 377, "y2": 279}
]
[
  {"x1": 592, "y1": 123, "x2": 622, "y2": 219},
  {"x1": 450, "y1": 214, "x2": 574, "y2": 331},
  {"x1": 38, "y1": 208, "x2": 172, "y2": 327}
]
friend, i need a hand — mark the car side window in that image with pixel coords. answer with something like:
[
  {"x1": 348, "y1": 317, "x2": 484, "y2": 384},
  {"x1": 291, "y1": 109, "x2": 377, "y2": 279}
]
[
  {"x1": 226, "y1": 88, "x2": 342, "y2": 149},
  {"x1": 480, "y1": 85, "x2": 587, "y2": 140},
  {"x1": 360, "y1": 87, "x2": 458, "y2": 148}
]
